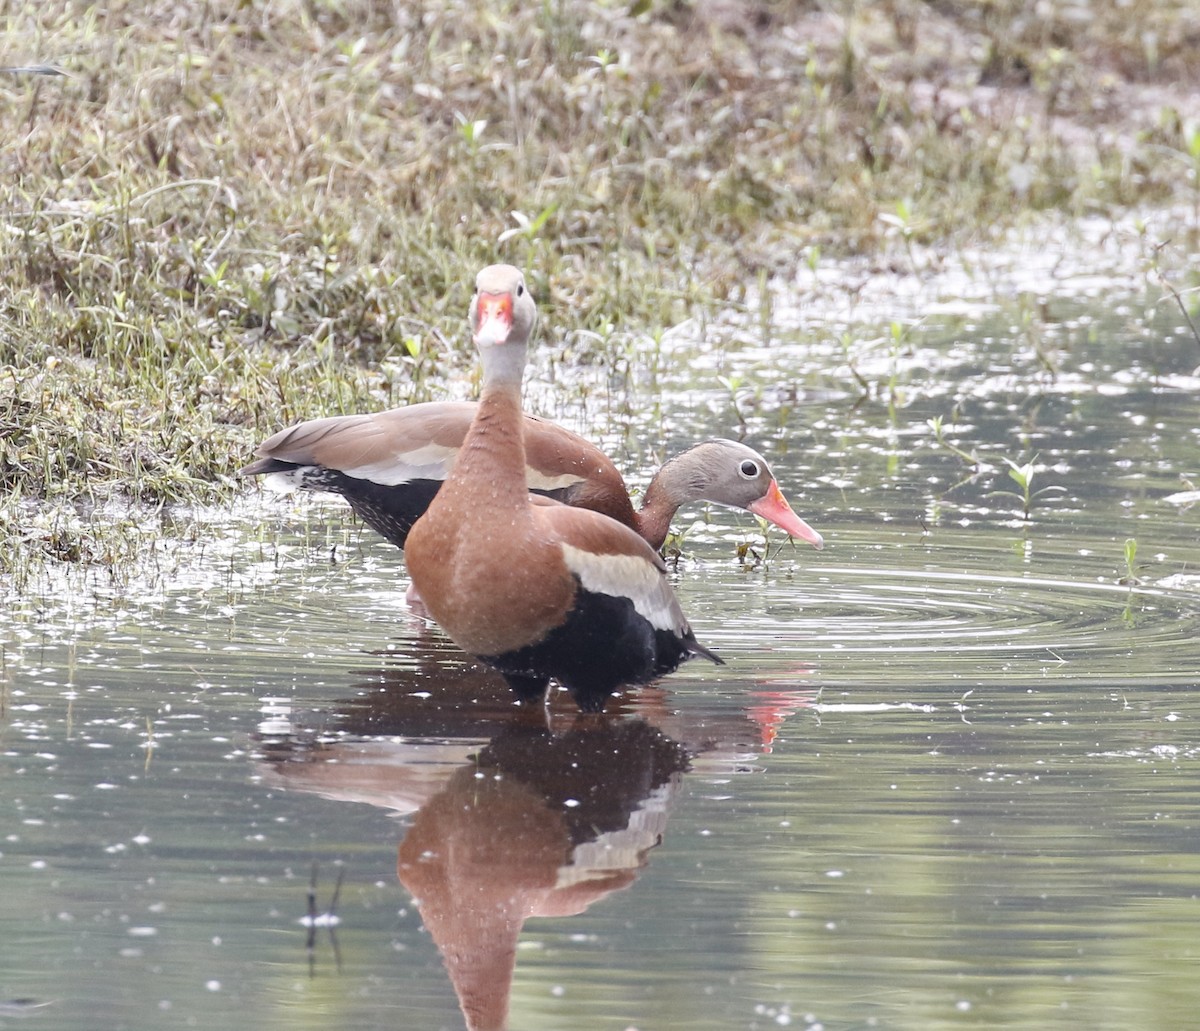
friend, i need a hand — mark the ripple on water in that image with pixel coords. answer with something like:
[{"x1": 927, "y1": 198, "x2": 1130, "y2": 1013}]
[{"x1": 688, "y1": 550, "x2": 1200, "y2": 693}]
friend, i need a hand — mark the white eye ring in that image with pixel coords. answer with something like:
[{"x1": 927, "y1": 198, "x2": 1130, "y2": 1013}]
[{"x1": 738, "y1": 460, "x2": 760, "y2": 478}]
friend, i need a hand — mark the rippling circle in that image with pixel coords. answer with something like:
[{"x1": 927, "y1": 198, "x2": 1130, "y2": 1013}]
[{"x1": 791, "y1": 565, "x2": 1200, "y2": 685}]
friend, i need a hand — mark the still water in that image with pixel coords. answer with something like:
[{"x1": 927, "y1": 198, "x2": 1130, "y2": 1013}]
[{"x1": 3, "y1": 277, "x2": 1199, "y2": 1030}]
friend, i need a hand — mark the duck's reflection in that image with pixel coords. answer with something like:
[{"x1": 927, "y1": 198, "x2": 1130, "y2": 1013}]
[
  {"x1": 396, "y1": 717, "x2": 687, "y2": 1031},
  {"x1": 258, "y1": 652, "x2": 806, "y2": 1031}
]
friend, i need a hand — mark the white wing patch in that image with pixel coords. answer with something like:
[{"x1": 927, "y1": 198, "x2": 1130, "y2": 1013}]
[
  {"x1": 342, "y1": 443, "x2": 457, "y2": 485},
  {"x1": 527, "y1": 471, "x2": 587, "y2": 492},
  {"x1": 343, "y1": 444, "x2": 583, "y2": 492},
  {"x1": 560, "y1": 544, "x2": 685, "y2": 633}
]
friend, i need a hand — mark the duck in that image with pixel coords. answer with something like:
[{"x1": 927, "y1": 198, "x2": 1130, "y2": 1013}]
[
  {"x1": 241, "y1": 409, "x2": 823, "y2": 554},
  {"x1": 404, "y1": 264, "x2": 723, "y2": 712}
]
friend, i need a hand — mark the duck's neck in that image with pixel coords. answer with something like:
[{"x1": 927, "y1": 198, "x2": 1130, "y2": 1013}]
[
  {"x1": 445, "y1": 348, "x2": 530, "y2": 512},
  {"x1": 637, "y1": 474, "x2": 682, "y2": 551}
]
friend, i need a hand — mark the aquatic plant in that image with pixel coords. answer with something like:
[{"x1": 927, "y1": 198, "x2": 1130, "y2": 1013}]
[
  {"x1": 928, "y1": 415, "x2": 983, "y2": 469},
  {"x1": 735, "y1": 537, "x2": 765, "y2": 571},
  {"x1": 1120, "y1": 538, "x2": 1144, "y2": 626},
  {"x1": 716, "y1": 374, "x2": 750, "y2": 430},
  {"x1": 1119, "y1": 537, "x2": 1143, "y2": 587},
  {"x1": 1148, "y1": 252, "x2": 1200, "y2": 355},
  {"x1": 991, "y1": 454, "x2": 1067, "y2": 522}
]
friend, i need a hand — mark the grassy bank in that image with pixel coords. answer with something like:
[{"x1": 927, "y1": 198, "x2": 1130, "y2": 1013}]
[{"x1": 2, "y1": 0, "x2": 1200, "y2": 577}]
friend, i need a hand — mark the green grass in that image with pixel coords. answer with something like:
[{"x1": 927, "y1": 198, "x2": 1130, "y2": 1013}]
[{"x1": 2, "y1": 0, "x2": 1200, "y2": 580}]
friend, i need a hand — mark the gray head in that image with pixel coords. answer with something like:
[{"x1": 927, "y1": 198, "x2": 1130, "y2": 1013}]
[{"x1": 652, "y1": 439, "x2": 823, "y2": 549}]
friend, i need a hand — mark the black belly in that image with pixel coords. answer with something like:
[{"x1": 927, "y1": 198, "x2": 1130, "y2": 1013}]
[{"x1": 480, "y1": 586, "x2": 694, "y2": 712}]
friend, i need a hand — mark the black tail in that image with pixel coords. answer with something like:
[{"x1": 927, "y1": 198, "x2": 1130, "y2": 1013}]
[{"x1": 684, "y1": 632, "x2": 725, "y2": 666}]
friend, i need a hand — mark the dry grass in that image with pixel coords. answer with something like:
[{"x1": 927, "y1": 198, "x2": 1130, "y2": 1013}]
[{"x1": 2, "y1": 0, "x2": 1199, "y2": 579}]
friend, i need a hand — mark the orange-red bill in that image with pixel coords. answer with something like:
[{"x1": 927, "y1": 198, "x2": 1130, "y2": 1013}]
[
  {"x1": 747, "y1": 479, "x2": 823, "y2": 550},
  {"x1": 474, "y1": 291, "x2": 514, "y2": 346}
]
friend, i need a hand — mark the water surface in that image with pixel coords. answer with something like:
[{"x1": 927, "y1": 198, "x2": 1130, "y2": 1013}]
[{"x1": 3, "y1": 279, "x2": 1199, "y2": 1030}]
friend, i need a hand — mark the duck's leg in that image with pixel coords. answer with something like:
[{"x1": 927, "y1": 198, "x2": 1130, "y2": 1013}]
[{"x1": 502, "y1": 672, "x2": 551, "y2": 705}]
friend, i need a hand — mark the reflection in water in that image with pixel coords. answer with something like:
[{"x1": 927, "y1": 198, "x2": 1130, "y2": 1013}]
[
  {"x1": 258, "y1": 652, "x2": 787, "y2": 1030},
  {"x1": 396, "y1": 720, "x2": 687, "y2": 1031}
]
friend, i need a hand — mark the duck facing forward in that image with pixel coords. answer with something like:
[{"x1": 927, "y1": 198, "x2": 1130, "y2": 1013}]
[{"x1": 405, "y1": 265, "x2": 723, "y2": 712}]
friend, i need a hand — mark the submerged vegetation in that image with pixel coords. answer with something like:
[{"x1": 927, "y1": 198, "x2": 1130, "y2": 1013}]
[{"x1": 2, "y1": 0, "x2": 1200, "y2": 581}]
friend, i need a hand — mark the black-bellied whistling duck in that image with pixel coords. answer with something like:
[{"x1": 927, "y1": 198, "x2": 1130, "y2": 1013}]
[
  {"x1": 241, "y1": 408, "x2": 823, "y2": 552},
  {"x1": 404, "y1": 264, "x2": 722, "y2": 712}
]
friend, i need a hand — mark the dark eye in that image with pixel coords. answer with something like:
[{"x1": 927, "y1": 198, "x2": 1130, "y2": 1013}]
[
  {"x1": 516, "y1": 282, "x2": 525, "y2": 296},
  {"x1": 739, "y1": 460, "x2": 759, "y2": 478}
]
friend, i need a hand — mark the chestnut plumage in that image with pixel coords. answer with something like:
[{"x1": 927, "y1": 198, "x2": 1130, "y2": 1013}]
[
  {"x1": 242, "y1": 412, "x2": 823, "y2": 554},
  {"x1": 403, "y1": 265, "x2": 723, "y2": 712}
]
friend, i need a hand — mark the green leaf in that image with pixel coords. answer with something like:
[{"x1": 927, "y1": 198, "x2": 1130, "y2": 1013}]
[{"x1": 528, "y1": 203, "x2": 558, "y2": 234}]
